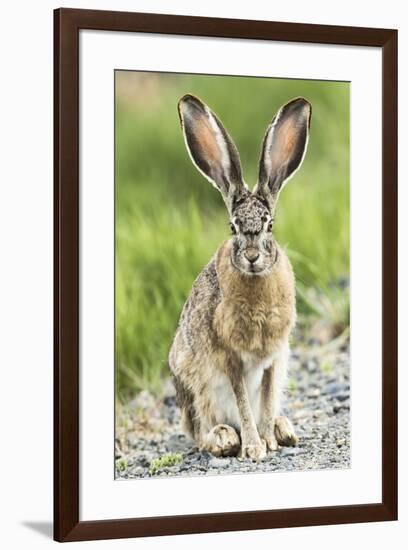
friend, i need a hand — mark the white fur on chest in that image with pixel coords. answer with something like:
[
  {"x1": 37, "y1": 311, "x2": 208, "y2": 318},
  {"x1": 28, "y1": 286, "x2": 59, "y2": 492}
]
[{"x1": 211, "y1": 352, "x2": 278, "y2": 430}]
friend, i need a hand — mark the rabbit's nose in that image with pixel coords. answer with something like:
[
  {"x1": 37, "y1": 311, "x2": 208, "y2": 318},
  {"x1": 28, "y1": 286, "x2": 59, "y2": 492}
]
[{"x1": 244, "y1": 248, "x2": 260, "y2": 263}]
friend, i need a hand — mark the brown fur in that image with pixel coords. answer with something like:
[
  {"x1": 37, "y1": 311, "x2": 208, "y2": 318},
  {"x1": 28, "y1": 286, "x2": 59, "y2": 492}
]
[{"x1": 214, "y1": 240, "x2": 295, "y2": 358}]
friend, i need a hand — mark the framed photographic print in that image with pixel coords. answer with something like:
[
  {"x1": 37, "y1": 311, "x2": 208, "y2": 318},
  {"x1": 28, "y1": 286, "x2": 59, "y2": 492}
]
[{"x1": 54, "y1": 8, "x2": 398, "y2": 542}]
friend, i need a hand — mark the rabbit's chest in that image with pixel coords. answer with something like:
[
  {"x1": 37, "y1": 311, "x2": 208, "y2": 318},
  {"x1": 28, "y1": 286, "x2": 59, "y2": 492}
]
[
  {"x1": 214, "y1": 292, "x2": 294, "y2": 357},
  {"x1": 213, "y1": 241, "x2": 296, "y2": 357}
]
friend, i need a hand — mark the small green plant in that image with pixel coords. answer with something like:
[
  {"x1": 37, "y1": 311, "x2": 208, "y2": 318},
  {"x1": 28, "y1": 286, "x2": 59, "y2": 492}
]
[
  {"x1": 115, "y1": 457, "x2": 128, "y2": 472},
  {"x1": 287, "y1": 379, "x2": 298, "y2": 392},
  {"x1": 320, "y1": 360, "x2": 334, "y2": 374},
  {"x1": 149, "y1": 453, "x2": 183, "y2": 475}
]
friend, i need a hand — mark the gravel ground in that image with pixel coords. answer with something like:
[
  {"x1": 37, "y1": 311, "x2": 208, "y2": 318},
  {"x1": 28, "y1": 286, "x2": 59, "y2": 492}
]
[{"x1": 115, "y1": 340, "x2": 350, "y2": 479}]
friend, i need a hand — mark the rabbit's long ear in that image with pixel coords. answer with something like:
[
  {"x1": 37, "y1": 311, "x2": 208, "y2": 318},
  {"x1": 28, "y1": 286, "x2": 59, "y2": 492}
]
[
  {"x1": 178, "y1": 94, "x2": 247, "y2": 213},
  {"x1": 254, "y1": 98, "x2": 311, "y2": 212}
]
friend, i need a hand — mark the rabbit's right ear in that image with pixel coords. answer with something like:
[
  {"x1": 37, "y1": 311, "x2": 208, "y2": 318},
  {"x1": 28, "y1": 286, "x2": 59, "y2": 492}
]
[
  {"x1": 178, "y1": 94, "x2": 247, "y2": 214},
  {"x1": 254, "y1": 98, "x2": 311, "y2": 213}
]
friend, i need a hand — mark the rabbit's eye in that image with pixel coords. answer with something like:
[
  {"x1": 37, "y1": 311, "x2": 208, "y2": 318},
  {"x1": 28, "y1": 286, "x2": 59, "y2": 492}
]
[{"x1": 229, "y1": 222, "x2": 237, "y2": 235}]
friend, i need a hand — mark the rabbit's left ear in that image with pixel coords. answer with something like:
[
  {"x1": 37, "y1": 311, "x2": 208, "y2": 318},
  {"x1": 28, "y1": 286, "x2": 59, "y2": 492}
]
[
  {"x1": 178, "y1": 94, "x2": 247, "y2": 214},
  {"x1": 254, "y1": 98, "x2": 311, "y2": 212}
]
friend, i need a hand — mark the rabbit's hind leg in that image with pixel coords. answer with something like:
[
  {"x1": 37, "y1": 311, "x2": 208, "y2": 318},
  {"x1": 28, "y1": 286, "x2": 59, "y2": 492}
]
[
  {"x1": 173, "y1": 370, "x2": 240, "y2": 456},
  {"x1": 172, "y1": 372, "x2": 198, "y2": 441},
  {"x1": 201, "y1": 424, "x2": 241, "y2": 457},
  {"x1": 194, "y1": 390, "x2": 241, "y2": 456},
  {"x1": 275, "y1": 416, "x2": 298, "y2": 447}
]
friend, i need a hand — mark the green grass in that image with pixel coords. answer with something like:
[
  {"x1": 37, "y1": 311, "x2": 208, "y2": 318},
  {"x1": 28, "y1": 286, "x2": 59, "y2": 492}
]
[
  {"x1": 115, "y1": 72, "x2": 350, "y2": 399},
  {"x1": 149, "y1": 453, "x2": 183, "y2": 475},
  {"x1": 115, "y1": 457, "x2": 128, "y2": 472}
]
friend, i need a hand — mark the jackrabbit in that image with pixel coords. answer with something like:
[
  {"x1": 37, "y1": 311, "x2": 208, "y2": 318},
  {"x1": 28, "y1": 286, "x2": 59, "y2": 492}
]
[{"x1": 169, "y1": 95, "x2": 311, "y2": 460}]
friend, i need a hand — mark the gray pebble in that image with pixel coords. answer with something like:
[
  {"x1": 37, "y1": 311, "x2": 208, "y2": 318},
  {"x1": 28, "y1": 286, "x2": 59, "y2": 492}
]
[
  {"x1": 280, "y1": 447, "x2": 306, "y2": 457},
  {"x1": 334, "y1": 392, "x2": 350, "y2": 402},
  {"x1": 208, "y1": 457, "x2": 231, "y2": 469},
  {"x1": 323, "y1": 382, "x2": 350, "y2": 396},
  {"x1": 166, "y1": 433, "x2": 191, "y2": 453}
]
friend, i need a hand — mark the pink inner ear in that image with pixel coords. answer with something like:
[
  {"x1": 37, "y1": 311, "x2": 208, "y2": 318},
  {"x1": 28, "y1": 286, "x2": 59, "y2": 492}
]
[
  {"x1": 271, "y1": 117, "x2": 299, "y2": 168},
  {"x1": 194, "y1": 117, "x2": 222, "y2": 166}
]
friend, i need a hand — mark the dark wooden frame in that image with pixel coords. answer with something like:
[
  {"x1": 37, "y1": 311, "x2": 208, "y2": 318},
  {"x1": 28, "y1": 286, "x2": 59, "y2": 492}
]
[{"x1": 54, "y1": 7, "x2": 398, "y2": 542}]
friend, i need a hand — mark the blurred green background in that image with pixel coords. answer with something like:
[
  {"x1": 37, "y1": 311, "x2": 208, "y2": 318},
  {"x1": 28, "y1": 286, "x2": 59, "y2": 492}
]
[{"x1": 115, "y1": 71, "x2": 350, "y2": 400}]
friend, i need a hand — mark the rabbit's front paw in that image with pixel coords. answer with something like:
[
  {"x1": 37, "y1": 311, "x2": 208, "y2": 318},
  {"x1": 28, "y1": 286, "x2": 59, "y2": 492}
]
[
  {"x1": 264, "y1": 433, "x2": 279, "y2": 451},
  {"x1": 275, "y1": 416, "x2": 298, "y2": 447},
  {"x1": 241, "y1": 438, "x2": 266, "y2": 461},
  {"x1": 258, "y1": 422, "x2": 279, "y2": 451},
  {"x1": 202, "y1": 424, "x2": 241, "y2": 457}
]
